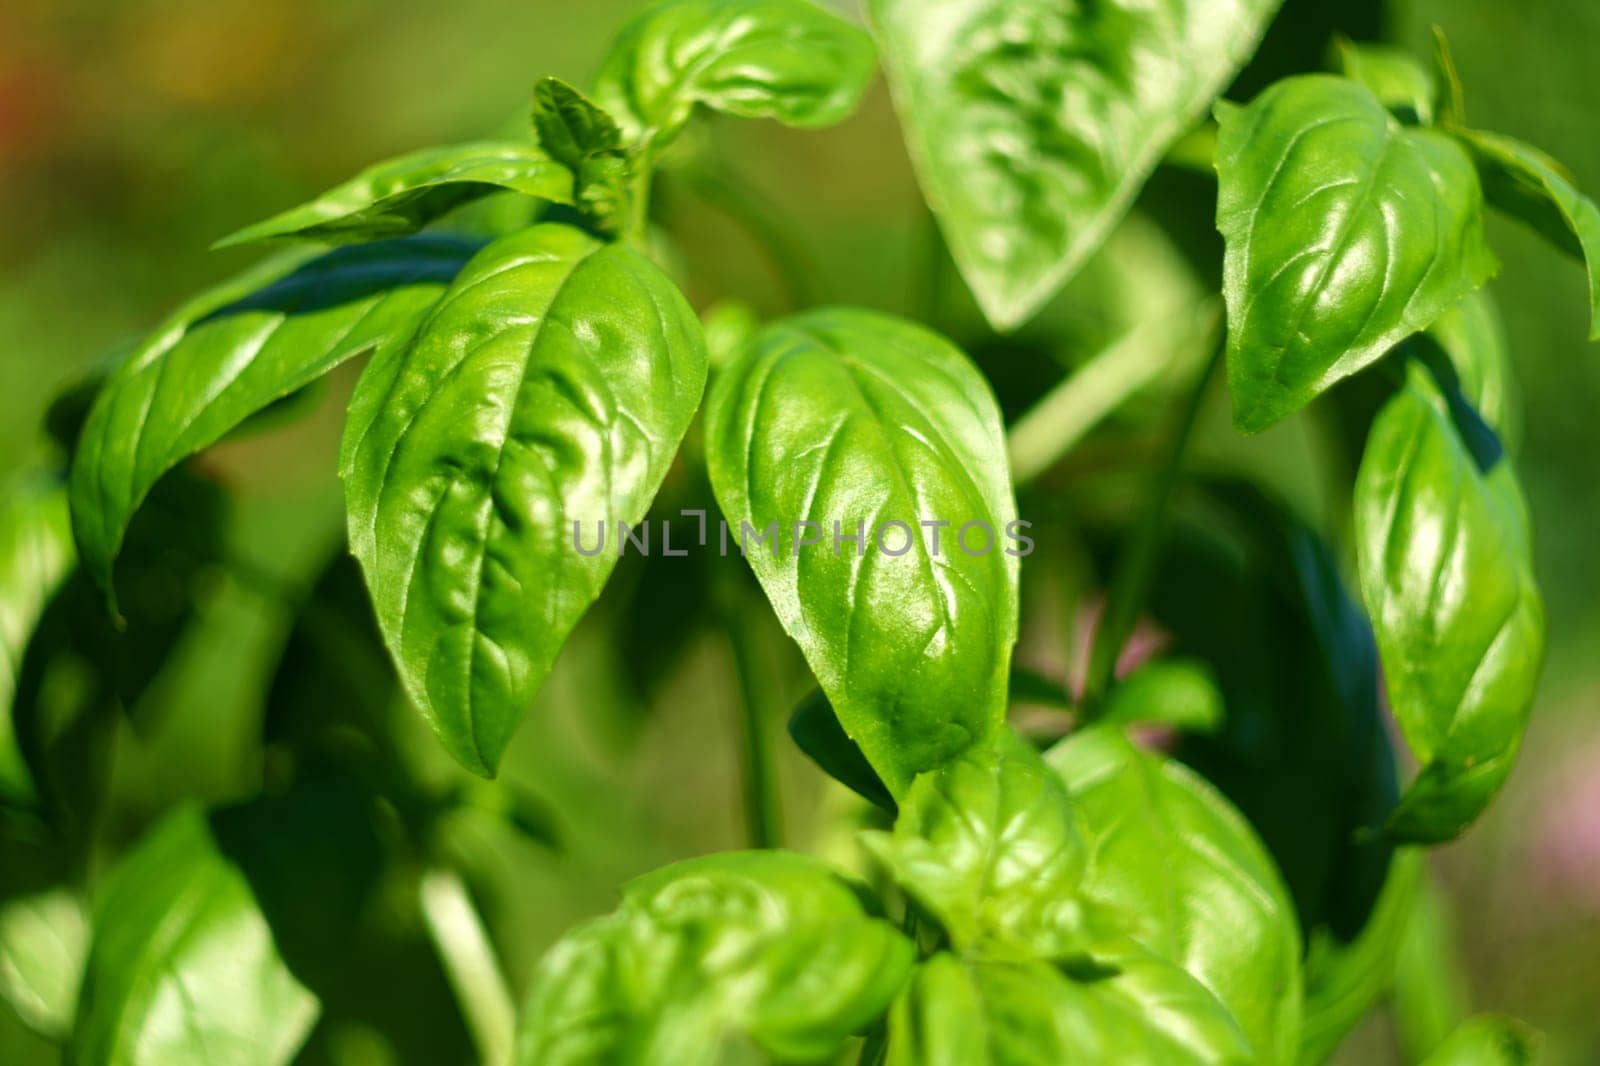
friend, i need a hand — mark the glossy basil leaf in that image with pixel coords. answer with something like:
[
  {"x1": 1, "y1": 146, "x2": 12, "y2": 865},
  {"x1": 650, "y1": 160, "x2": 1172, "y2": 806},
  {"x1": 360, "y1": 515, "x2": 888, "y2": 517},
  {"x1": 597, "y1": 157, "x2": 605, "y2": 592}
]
[
  {"x1": 531, "y1": 77, "x2": 629, "y2": 234},
  {"x1": 215, "y1": 142, "x2": 573, "y2": 247},
  {"x1": 515, "y1": 850, "x2": 914, "y2": 1065},
  {"x1": 1215, "y1": 75, "x2": 1496, "y2": 432},
  {"x1": 885, "y1": 947, "x2": 1254, "y2": 1066},
  {"x1": 869, "y1": 0, "x2": 1283, "y2": 331},
  {"x1": 0, "y1": 888, "x2": 87, "y2": 1040},
  {"x1": 342, "y1": 223, "x2": 707, "y2": 776},
  {"x1": 69, "y1": 235, "x2": 475, "y2": 594},
  {"x1": 1097, "y1": 659, "x2": 1224, "y2": 735},
  {"x1": 0, "y1": 481, "x2": 74, "y2": 808},
  {"x1": 1299, "y1": 849, "x2": 1422, "y2": 1064},
  {"x1": 705, "y1": 308, "x2": 1018, "y2": 796},
  {"x1": 1047, "y1": 727, "x2": 1302, "y2": 1063},
  {"x1": 592, "y1": 0, "x2": 875, "y2": 150},
  {"x1": 1421, "y1": 1016, "x2": 1540, "y2": 1066},
  {"x1": 860, "y1": 734, "x2": 1098, "y2": 961},
  {"x1": 70, "y1": 805, "x2": 318, "y2": 1065},
  {"x1": 1422, "y1": 289, "x2": 1519, "y2": 448},
  {"x1": 787, "y1": 689, "x2": 896, "y2": 812},
  {"x1": 1355, "y1": 363, "x2": 1545, "y2": 842},
  {"x1": 1333, "y1": 38, "x2": 1436, "y2": 124},
  {"x1": 1454, "y1": 127, "x2": 1600, "y2": 340}
]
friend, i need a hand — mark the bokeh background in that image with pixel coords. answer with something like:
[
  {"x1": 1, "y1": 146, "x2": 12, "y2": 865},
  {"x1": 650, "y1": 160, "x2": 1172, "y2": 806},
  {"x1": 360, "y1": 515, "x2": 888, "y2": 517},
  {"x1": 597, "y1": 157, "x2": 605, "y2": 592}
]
[{"x1": 1, "y1": 0, "x2": 1596, "y2": 1063}]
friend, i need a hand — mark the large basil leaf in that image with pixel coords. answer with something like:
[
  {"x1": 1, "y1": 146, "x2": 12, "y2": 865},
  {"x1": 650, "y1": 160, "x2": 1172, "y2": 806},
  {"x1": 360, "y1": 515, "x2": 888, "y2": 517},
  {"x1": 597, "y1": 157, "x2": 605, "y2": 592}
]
[
  {"x1": 342, "y1": 223, "x2": 707, "y2": 776},
  {"x1": 885, "y1": 948, "x2": 1254, "y2": 1066},
  {"x1": 215, "y1": 142, "x2": 573, "y2": 247},
  {"x1": 705, "y1": 308, "x2": 1017, "y2": 796},
  {"x1": 1215, "y1": 75, "x2": 1495, "y2": 432},
  {"x1": 860, "y1": 734, "x2": 1094, "y2": 961},
  {"x1": 69, "y1": 236, "x2": 475, "y2": 593},
  {"x1": 1453, "y1": 128, "x2": 1600, "y2": 340},
  {"x1": 868, "y1": 0, "x2": 1283, "y2": 331},
  {"x1": 70, "y1": 805, "x2": 318, "y2": 1066},
  {"x1": 1299, "y1": 850, "x2": 1422, "y2": 1064},
  {"x1": 0, "y1": 481, "x2": 74, "y2": 807},
  {"x1": 1047, "y1": 727, "x2": 1302, "y2": 1064},
  {"x1": 1420, "y1": 1016, "x2": 1539, "y2": 1066},
  {"x1": 0, "y1": 888, "x2": 88, "y2": 1040},
  {"x1": 1354, "y1": 364, "x2": 1544, "y2": 842},
  {"x1": 593, "y1": 0, "x2": 876, "y2": 150},
  {"x1": 515, "y1": 851, "x2": 914, "y2": 1065}
]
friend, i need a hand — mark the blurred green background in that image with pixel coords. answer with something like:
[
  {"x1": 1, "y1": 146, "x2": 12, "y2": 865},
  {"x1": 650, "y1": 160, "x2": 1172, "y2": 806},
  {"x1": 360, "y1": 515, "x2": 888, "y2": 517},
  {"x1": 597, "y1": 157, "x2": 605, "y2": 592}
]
[{"x1": 1, "y1": 0, "x2": 1597, "y2": 1063}]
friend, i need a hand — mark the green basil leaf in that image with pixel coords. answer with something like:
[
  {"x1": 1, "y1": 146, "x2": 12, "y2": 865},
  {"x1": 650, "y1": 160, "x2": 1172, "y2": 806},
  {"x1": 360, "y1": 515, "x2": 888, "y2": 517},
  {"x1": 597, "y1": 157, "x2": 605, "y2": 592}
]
[
  {"x1": 1215, "y1": 75, "x2": 1496, "y2": 432},
  {"x1": 860, "y1": 734, "x2": 1097, "y2": 961},
  {"x1": 515, "y1": 850, "x2": 915, "y2": 1065},
  {"x1": 69, "y1": 235, "x2": 476, "y2": 595},
  {"x1": 1421, "y1": 1016, "x2": 1540, "y2": 1066},
  {"x1": 705, "y1": 308, "x2": 1018, "y2": 796},
  {"x1": 1454, "y1": 127, "x2": 1600, "y2": 340},
  {"x1": 1332, "y1": 37, "x2": 1436, "y2": 124},
  {"x1": 342, "y1": 223, "x2": 707, "y2": 776},
  {"x1": 1299, "y1": 849, "x2": 1422, "y2": 1064},
  {"x1": 1420, "y1": 289, "x2": 1519, "y2": 448},
  {"x1": 787, "y1": 689, "x2": 896, "y2": 812},
  {"x1": 531, "y1": 77, "x2": 629, "y2": 234},
  {"x1": 869, "y1": 0, "x2": 1283, "y2": 331},
  {"x1": 1097, "y1": 659, "x2": 1224, "y2": 735},
  {"x1": 0, "y1": 889, "x2": 88, "y2": 1040},
  {"x1": 885, "y1": 947, "x2": 1255, "y2": 1066},
  {"x1": 215, "y1": 142, "x2": 573, "y2": 247},
  {"x1": 593, "y1": 0, "x2": 876, "y2": 150},
  {"x1": 1046, "y1": 727, "x2": 1302, "y2": 1063},
  {"x1": 70, "y1": 805, "x2": 318, "y2": 1066},
  {"x1": 0, "y1": 480, "x2": 74, "y2": 808},
  {"x1": 1354, "y1": 363, "x2": 1545, "y2": 842}
]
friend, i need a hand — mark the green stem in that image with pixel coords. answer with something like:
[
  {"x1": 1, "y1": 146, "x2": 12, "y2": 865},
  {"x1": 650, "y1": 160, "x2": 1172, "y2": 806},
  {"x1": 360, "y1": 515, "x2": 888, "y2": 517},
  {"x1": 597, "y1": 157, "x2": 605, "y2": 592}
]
[
  {"x1": 720, "y1": 583, "x2": 784, "y2": 849},
  {"x1": 1079, "y1": 335, "x2": 1224, "y2": 718},
  {"x1": 1007, "y1": 299, "x2": 1220, "y2": 484},
  {"x1": 625, "y1": 145, "x2": 656, "y2": 249},
  {"x1": 420, "y1": 868, "x2": 517, "y2": 1066}
]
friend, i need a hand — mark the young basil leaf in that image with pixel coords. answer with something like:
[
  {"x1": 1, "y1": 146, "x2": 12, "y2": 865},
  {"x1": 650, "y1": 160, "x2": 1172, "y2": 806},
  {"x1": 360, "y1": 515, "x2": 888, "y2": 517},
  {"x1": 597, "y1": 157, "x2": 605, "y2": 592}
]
[
  {"x1": 214, "y1": 143, "x2": 573, "y2": 247},
  {"x1": 531, "y1": 77, "x2": 629, "y2": 234},
  {"x1": 0, "y1": 480, "x2": 74, "y2": 808},
  {"x1": 1355, "y1": 363, "x2": 1545, "y2": 842},
  {"x1": 1453, "y1": 128, "x2": 1600, "y2": 340},
  {"x1": 592, "y1": 0, "x2": 876, "y2": 151},
  {"x1": 869, "y1": 0, "x2": 1283, "y2": 331},
  {"x1": 1421, "y1": 1016, "x2": 1540, "y2": 1066},
  {"x1": 1215, "y1": 75, "x2": 1496, "y2": 433},
  {"x1": 1299, "y1": 849, "x2": 1422, "y2": 1064},
  {"x1": 70, "y1": 805, "x2": 318, "y2": 1066},
  {"x1": 860, "y1": 734, "x2": 1097, "y2": 961},
  {"x1": 1332, "y1": 37, "x2": 1437, "y2": 124},
  {"x1": 342, "y1": 223, "x2": 707, "y2": 776},
  {"x1": 1046, "y1": 727, "x2": 1302, "y2": 1064},
  {"x1": 704, "y1": 308, "x2": 1018, "y2": 796},
  {"x1": 0, "y1": 888, "x2": 88, "y2": 1041},
  {"x1": 69, "y1": 235, "x2": 476, "y2": 596},
  {"x1": 515, "y1": 851, "x2": 915, "y2": 1065},
  {"x1": 787, "y1": 689, "x2": 896, "y2": 812},
  {"x1": 1096, "y1": 659, "x2": 1224, "y2": 735},
  {"x1": 885, "y1": 947, "x2": 1255, "y2": 1066}
]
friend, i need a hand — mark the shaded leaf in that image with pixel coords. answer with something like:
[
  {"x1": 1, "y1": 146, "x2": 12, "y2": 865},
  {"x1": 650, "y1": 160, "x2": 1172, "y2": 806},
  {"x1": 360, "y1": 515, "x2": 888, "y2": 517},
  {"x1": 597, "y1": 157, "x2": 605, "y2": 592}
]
[
  {"x1": 215, "y1": 143, "x2": 572, "y2": 247},
  {"x1": 705, "y1": 308, "x2": 1018, "y2": 796},
  {"x1": 787, "y1": 689, "x2": 895, "y2": 812},
  {"x1": 1215, "y1": 75, "x2": 1495, "y2": 432},
  {"x1": 531, "y1": 77, "x2": 629, "y2": 234},
  {"x1": 342, "y1": 223, "x2": 707, "y2": 776},
  {"x1": 1332, "y1": 38, "x2": 1436, "y2": 124},
  {"x1": 869, "y1": 0, "x2": 1283, "y2": 329}
]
